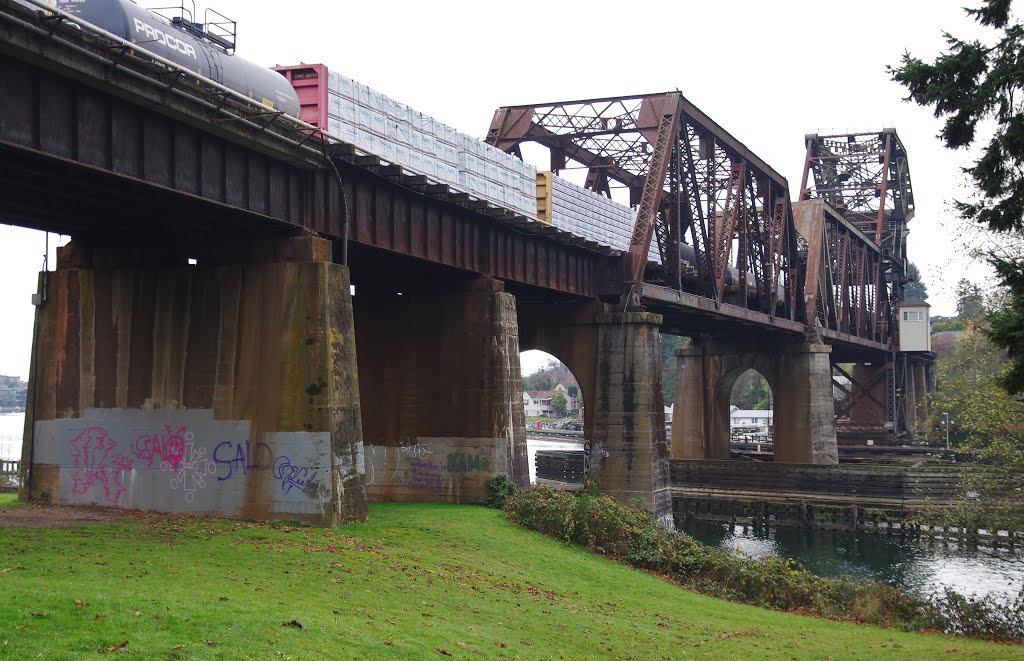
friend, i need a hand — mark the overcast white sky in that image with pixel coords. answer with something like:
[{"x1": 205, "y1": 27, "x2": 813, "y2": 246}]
[{"x1": 0, "y1": 0, "x2": 1000, "y2": 379}]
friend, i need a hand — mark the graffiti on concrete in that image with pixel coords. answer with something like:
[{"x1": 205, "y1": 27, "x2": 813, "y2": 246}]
[
  {"x1": 446, "y1": 453, "x2": 489, "y2": 474},
  {"x1": 404, "y1": 460, "x2": 445, "y2": 494},
  {"x1": 131, "y1": 425, "x2": 187, "y2": 471},
  {"x1": 272, "y1": 455, "x2": 319, "y2": 496},
  {"x1": 169, "y1": 440, "x2": 216, "y2": 504},
  {"x1": 69, "y1": 427, "x2": 133, "y2": 503},
  {"x1": 400, "y1": 443, "x2": 433, "y2": 460},
  {"x1": 366, "y1": 444, "x2": 497, "y2": 494},
  {"x1": 131, "y1": 425, "x2": 216, "y2": 504},
  {"x1": 212, "y1": 440, "x2": 276, "y2": 481},
  {"x1": 398, "y1": 437, "x2": 434, "y2": 460}
]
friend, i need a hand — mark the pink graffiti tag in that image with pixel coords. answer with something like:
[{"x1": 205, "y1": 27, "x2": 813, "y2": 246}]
[
  {"x1": 131, "y1": 425, "x2": 188, "y2": 471},
  {"x1": 69, "y1": 427, "x2": 134, "y2": 503}
]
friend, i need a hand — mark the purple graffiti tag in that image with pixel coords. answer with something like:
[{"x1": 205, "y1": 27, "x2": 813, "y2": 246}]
[
  {"x1": 272, "y1": 456, "x2": 319, "y2": 496},
  {"x1": 131, "y1": 425, "x2": 188, "y2": 470},
  {"x1": 213, "y1": 441, "x2": 275, "y2": 481},
  {"x1": 402, "y1": 460, "x2": 445, "y2": 495},
  {"x1": 69, "y1": 427, "x2": 133, "y2": 503}
]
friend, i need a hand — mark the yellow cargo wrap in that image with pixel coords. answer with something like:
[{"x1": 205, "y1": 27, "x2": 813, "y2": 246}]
[{"x1": 536, "y1": 171, "x2": 553, "y2": 224}]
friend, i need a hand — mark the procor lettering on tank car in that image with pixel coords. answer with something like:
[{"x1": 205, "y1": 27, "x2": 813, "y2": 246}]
[{"x1": 21, "y1": 0, "x2": 300, "y2": 118}]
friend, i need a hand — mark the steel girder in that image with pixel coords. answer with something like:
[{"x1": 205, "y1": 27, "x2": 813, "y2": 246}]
[
  {"x1": 793, "y1": 200, "x2": 891, "y2": 345},
  {"x1": 487, "y1": 92, "x2": 803, "y2": 321}
]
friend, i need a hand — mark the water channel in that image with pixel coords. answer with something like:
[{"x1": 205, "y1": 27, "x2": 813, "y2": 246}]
[{"x1": 680, "y1": 520, "x2": 1024, "y2": 604}]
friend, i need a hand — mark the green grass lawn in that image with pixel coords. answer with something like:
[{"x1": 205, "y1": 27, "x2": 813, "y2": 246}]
[{"x1": 0, "y1": 494, "x2": 1019, "y2": 659}]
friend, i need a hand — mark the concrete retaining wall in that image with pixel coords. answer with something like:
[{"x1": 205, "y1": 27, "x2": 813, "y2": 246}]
[{"x1": 364, "y1": 437, "x2": 509, "y2": 503}]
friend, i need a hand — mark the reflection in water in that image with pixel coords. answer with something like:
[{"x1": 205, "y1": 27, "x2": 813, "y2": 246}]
[{"x1": 681, "y1": 520, "x2": 1024, "y2": 602}]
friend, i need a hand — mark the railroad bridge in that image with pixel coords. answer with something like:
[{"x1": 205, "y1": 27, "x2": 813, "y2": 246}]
[{"x1": 0, "y1": 0, "x2": 932, "y2": 525}]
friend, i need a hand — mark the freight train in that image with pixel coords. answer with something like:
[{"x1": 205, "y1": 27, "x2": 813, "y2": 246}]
[
  {"x1": 15, "y1": 0, "x2": 300, "y2": 116},
  {"x1": 15, "y1": 0, "x2": 776, "y2": 303}
]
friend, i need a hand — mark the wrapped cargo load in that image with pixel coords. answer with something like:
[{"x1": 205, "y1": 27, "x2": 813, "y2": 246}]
[
  {"x1": 307, "y1": 66, "x2": 537, "y2": 218},
  {"x1": 539, "y1": 172, "x2": 662, "y2": 261}
]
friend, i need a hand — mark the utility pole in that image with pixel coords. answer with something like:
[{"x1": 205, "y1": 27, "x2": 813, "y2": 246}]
[{"x1": 943, "y1": 411, "x2": 950, "y2": 450}]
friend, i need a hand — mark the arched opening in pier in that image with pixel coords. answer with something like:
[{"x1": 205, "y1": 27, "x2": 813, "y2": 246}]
[
  {"x1": 519, "y1": 350, "x2": 588, "y2": 485},
  {"x1": 726, "y1": 368, "x2": 774, "y2": 459}
]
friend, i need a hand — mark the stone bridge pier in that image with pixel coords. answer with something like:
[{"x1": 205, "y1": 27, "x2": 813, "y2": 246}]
[
  {"x1": 20, "y1": 235, "x2": 367, "y2": 525},
  {"x1": 353, "y1": 276, "x2": 528, "y2": 503},
  {"x1": 519, "y1": 302, "x2": 671, "y2": 523},
  {"x1": 673, "y1": 334, "x2": 838, "y2": 464}
]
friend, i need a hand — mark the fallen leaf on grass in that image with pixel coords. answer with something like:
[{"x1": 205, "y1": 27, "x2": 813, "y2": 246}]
[
  {"x1": 456, "y1": 642, "x2": 467, "y2": 648},
  {"x1": 435, "y1": 647, "x2": 452, "y2": 656},
  {"x1": 101, "y1": 640, "x2": 129, "y2": 653},
  {"x1": 946, "y1": 650, "x2": 960, "y2": 654},
  {"x1": 204, "y1": 640, "x2": 223, "y2": 645},
  {"x1": 495, "y1": 642, "x2": 507, "y2": 648},
  {"x1": 94, "y1": 614, "x2": 106, "y2": 620},
  {"x1": 171, "y1": 644, "x2": 187, "y2": 651},
  {"x1": 74, "y1": 599, "x2": 90, "y2": 607},
  {"x1": 282, "y1": 620, "x2": 303, "y2": 629},
  {"x1": 132, "y1": 610, "x2": 142, "y2": 617},
  {"x1": 15, "y1": 627, "x2": 26, "y2": 632},
  {"x1": 216, "y1": 597, "x2": 228, "y2": 601},
  {"x1": 28, "y1": 612, "x2": 48, "y2": 618}
]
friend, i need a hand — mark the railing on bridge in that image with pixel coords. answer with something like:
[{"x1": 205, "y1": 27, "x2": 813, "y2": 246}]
[{"x1": 1, "y1": 460, "x2": 19, "y2": 492}]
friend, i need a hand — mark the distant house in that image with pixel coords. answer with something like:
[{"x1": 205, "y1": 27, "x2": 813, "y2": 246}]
[
  {"x1": 0, "y1": 376, "x2": 27, "y2": 411},
  {"x1": 730, "y1": 406, "x2": 772, "y2": 438},
  {"x1": 523, "y1": 383, "x2": 580, "y2": 417}
]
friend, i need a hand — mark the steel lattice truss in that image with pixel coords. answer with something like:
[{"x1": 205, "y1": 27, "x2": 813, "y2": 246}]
[
  {"x1": 487, "y1": 92, "x2": 802, "y2": 321},
  {"x1": 796, "y1": 201, "x2": 891, "y2": 344},
  {"x1": 799, "y1": 130, "x2": 914, "y2": 301}
]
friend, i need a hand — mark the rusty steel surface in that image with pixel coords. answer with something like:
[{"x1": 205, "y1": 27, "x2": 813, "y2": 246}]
[
  {"x1": 793, "y1": 200, "x2": 891, "y2": 346},
  {"x1": 487, "y1": 92, "x2": 805, "y2": 330},
  {"x1": 799, "y1": 129, "x2": 914, "y2": 302},
  {"x1": 0, "y1": 0, "x2": 904, "y2": 350}
]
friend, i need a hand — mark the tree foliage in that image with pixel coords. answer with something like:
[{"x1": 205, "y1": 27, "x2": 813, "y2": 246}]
[
  {"x1": 904, "y1": 261, "x2": 929, "y2": 301},
  {"x1": 522, "y1": 371, "x2": 553, "y2": 392},
  {"x1": 731, "y1": 370, "x2": 772, "y2": 410},
  {"x1": 551, "y1": 391, "x2": 567, "y2": 416},
  {"x1": 522, "y1": 358, "x2": 579, "y2": 393},
  {"x1": 891, "y1": 0, "x2": 1024, "y2": 393},
  {"x1": 660, "y1": 334, "x2": 688, "y2": 404},
  {"x1": 956, "y1": 278, "x2": 986, "y2": 321},
  {"x1": 929, "y1": 314, "x2": 1024, "y2": 525}
]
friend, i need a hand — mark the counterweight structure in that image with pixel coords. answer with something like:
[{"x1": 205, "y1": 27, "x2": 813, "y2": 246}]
[{"x1": 800, "y1": 130, "x2": 914, "y2": 303}]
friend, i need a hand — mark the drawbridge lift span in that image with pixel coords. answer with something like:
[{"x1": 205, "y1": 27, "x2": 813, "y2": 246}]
[{"x1": 489, "y1": 96, "x2": 930, "y2": 444}]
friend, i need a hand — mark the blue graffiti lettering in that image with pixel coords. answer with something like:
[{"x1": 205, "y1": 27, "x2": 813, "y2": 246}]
[
  {"x1": 272, "y1": 456, "x2": 319, "y2": 495},
  {"x1": 213, "y1": 440, "x2": 275, "y2": 481}
]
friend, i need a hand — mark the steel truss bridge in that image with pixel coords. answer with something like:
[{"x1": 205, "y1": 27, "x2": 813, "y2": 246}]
[{"x1": 0, "y1": 0, "x2": 929, "y2": 441}]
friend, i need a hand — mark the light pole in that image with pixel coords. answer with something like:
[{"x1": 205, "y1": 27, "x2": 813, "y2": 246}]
[{"x1": 943, "y1": 411, "x2": 950, "y2": 450}]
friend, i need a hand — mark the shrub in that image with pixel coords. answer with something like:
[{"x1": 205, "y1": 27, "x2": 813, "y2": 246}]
[
  {"x1": 925, "y1": 587, "x2": 1024, "y2": 642},
  {"x1": 503, "y1": 485, "x2": 1024, "y2": 641},
  {"x1": 482, "y1": 475, "x2": 517, "y2": 509}
]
